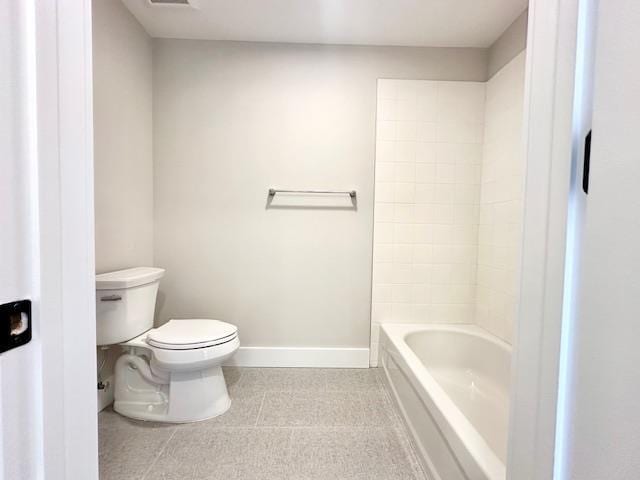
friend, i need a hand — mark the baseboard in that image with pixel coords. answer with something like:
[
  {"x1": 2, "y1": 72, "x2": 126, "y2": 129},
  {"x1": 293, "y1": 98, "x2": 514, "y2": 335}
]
[{"x1": 224, "y1": 346, "x2": 370, "y2": 368}]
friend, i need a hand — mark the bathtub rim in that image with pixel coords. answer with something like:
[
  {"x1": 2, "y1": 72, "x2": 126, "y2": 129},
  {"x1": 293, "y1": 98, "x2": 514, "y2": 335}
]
[{"x1": 380, "y1": 323, "x2": 511, "y2": 480}]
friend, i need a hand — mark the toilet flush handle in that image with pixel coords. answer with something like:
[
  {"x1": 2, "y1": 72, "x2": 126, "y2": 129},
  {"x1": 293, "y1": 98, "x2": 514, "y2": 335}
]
[{"x1": 100, "y1": 295, "x2": 122, "y2": 302}]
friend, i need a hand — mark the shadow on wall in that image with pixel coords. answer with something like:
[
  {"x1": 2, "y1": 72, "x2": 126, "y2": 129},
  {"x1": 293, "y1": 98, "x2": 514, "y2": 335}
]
[
  {"x1": 155, "y1": 290, "x2": 167, "y2": 327},
  {"x1": 265, "y1": 191, "x2": 358, "y2": 210}
]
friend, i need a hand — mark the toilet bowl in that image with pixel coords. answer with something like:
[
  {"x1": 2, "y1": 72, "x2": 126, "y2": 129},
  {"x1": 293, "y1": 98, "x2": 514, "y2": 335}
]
[
  {"x1": 115, "y1": 319, "x2": 239, "y2": 422},
  {"x1": 96, "y1": 267, "x2": 240, "y2": 423}
]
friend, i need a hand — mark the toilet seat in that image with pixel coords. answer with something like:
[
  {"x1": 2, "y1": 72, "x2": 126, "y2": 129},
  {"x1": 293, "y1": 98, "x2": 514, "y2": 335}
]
[{"x1": 147, "y1": 319, "x2": 238, "y2": 350}]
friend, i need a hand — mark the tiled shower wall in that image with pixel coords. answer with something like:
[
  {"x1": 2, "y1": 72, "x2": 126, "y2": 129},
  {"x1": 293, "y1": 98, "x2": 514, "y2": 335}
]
[
  {"x1": 371, "y1": 54, "x2": 526, "y2": 363},
  {"x1": 371, "y1": 79, "x2": 486, "y2": 364},
  {"x1": 476, "y1": 52, "x2": 526, "y2": 344}
]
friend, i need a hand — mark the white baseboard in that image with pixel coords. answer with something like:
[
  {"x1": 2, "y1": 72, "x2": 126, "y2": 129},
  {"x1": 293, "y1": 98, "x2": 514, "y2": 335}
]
[{"x1": 225, "y1": 346, "x2": 370, "y2": 368}]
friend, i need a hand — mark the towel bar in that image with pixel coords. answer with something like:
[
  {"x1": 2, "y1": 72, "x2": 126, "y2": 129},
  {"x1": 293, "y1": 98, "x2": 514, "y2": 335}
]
[{"x1": 268, "y1": 188, "x2": 356, "y2": 198}]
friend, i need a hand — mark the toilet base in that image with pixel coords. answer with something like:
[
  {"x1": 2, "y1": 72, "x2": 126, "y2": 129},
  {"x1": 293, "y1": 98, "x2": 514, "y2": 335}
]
[{"x1": 114, "y1": 358, "x2": 232, "y2": 423}]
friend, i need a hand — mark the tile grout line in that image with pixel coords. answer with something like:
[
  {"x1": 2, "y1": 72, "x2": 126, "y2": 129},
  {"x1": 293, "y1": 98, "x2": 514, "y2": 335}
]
[
  {"x1": 139, "y1": 426, "x2": 178, "y2": 480},
  {"x1": 253, "y1": 391, "x2": 267, "y2": 427},
  {"x1": 284, "y1": 426, "x2": 295, "y2": 475}
]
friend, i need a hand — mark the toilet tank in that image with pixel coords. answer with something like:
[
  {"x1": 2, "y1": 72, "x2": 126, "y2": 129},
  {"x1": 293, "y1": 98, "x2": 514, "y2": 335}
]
[{"x1": 96, "y1": 267, "x2": 165, "y2": 346}]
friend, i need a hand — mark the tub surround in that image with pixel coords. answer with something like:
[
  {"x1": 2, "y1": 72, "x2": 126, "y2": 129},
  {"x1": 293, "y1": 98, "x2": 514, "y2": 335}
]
[
  {"x1": 476, "y1": 51, "x2": 527, "y2": 343},
  {"x1": 371, "y1": 52, "x2": 526, "y2": 363},
  {"x1": 371, "y1": 78, "x2": 485, "y2": 365}
]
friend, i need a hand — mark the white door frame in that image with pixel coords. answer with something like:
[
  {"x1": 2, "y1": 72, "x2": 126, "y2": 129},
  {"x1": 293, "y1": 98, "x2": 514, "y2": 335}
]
[
  {"x1": 508, "y1": 0, "x2": 585, "y2": 478},
  {"x1": 35, "y1": 0, "x2": 98, "y2": 478},
  {"x1": 33, "y1": 0, "x2": 585, "y2": 478}
]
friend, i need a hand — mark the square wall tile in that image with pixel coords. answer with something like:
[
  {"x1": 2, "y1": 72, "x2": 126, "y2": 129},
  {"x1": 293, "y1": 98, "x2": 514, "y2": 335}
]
[{"x1": 373, "y1": 74, "x2": 524, "y2": 348}]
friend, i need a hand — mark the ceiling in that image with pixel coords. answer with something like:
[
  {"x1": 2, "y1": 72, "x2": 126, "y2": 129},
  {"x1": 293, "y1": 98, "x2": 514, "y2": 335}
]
[{"x1": 121, "y1": 0, "x2": 528, "y2": 48}]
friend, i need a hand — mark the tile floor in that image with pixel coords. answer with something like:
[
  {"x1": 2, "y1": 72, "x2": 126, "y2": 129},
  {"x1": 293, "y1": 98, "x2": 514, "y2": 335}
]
[{"x1": 99, "y1": 367, "x2": 428, "y2": 480}]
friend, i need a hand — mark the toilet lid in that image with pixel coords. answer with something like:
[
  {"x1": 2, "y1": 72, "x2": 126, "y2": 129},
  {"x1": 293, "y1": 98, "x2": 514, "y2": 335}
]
[{"x1": 147, "y1": 319, "x2": 238, "y2": 350}]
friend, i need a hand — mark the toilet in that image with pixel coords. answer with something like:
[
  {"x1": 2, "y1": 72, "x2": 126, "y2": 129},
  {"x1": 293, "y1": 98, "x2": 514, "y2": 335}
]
[{"x1": 96, "y1": 267, "x2": 239, "y2": 423}]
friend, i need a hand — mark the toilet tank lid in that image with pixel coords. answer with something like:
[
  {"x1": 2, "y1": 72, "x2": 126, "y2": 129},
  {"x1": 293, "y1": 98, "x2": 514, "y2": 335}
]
[{"x1": 96, "y1": 267, "x2": 165, "y2": 290}]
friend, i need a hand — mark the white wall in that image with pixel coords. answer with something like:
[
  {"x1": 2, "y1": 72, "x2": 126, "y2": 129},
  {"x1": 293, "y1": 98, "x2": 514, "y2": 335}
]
[
  {"x1": 93, "y1": 0, "x2": 153, "y2": 274},
  {"x1": 152, "y1": 40, "x2": 487, "y2": 357},
  {"x1": 476, "y1": 51, "x2": 526, "y2": 343},
  {"x1": 564, "y1": 0, "x2": 640, "y2": 477},
  {"x1": 371, "y1": 79, "x2": 486, "y2": 364},
  {"x1": 92, "y1": 0, "x2": 153, "y2": 408}
]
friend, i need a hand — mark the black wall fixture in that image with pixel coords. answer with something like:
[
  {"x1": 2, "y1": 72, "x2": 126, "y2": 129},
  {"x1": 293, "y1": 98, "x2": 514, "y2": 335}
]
[
  {"x1": 0, "y1": 300, "x2": 32, "y2": 354},
  {"x1": 583, "y1": 130, "x2": 592, "y2": 194}
]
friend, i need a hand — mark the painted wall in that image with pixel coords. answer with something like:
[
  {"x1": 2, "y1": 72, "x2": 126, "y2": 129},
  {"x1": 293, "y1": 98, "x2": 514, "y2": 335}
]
[
  {"x1": 476, "y1": 51, "x2": 526, "y2": 343},
  {"x1": 152, "y1": 40, "x2": 487, "y2": 354},
  {"x1": 371, "y1": 79, "x2": 486, "y2": 363},
  {"x1": 565, "y1": 0, "x2": 640, "y2": 477},
  {"x1": 92, "y1": 0, "x2": 153, "y2": 408},
  {"x1": 488, "y1": 9, "x2": 528, "y2": 79},
  {"x1": 93, "y1": 0, "x2": 153, "y2": 274}
]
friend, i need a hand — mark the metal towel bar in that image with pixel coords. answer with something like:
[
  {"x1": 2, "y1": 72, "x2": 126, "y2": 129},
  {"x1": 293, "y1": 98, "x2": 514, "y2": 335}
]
[{"x1": 268, "y1": 188, "x2": 356, "y2": 198}]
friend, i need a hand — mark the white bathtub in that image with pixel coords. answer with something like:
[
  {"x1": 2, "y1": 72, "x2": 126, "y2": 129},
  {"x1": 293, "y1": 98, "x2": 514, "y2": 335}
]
[{"x1": 379, "y1": 324, "x2": 511, "y2": 480}]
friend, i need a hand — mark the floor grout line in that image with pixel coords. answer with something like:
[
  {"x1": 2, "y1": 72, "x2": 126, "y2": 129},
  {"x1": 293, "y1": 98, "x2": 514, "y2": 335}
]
[
  {"x1": 139, "y1": 426, "x2": 178, "y2": 480},
  {"x1": 253, "y1": 391, "x2": 267, "y2": 427}
]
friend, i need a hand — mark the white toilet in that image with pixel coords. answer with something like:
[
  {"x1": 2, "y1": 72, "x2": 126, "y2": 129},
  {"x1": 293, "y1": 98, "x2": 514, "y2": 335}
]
[{"x1": 96, "y1": 267, "x2": 239, "y2": 423}]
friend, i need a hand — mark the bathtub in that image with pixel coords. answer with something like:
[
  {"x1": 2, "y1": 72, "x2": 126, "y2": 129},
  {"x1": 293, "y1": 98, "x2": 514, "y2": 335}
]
[{"x1": 379, "y1": 324, "x2": 511, "y2": 480}]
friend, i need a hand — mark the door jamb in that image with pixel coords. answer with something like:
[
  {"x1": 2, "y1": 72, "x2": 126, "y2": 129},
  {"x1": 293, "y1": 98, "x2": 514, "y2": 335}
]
[
  {"x1": 36, "y1": 0, "x2": 98, "y2": 478},
  {"x1": 507, "y1": 0, "x2": 582, "y2": 478},
  {"x1": 37, "y1": 0, "x2": 585, "y2": 478}
]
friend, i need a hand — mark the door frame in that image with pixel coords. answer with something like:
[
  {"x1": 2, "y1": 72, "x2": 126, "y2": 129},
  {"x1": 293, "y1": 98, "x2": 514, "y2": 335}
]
[
  {"x1": 507, "y1": 0, "x2": 585, "y2": 478},
  {"x1": 35, "y1": 0, "x2": 98, "y2": 478},
  {"x1": 37, "y1": 0, "x2": 584, "y2": 478}
]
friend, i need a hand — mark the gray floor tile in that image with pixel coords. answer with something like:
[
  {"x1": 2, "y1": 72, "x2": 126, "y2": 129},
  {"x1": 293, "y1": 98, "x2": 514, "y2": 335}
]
[
  {"x1": 99, "y1": 408, "x2": 176, "y2": 480},
  {"x1": 187, "y1": 391, "x2": 265, "y2": 427},
  {"x1": 146, "y1": 427, "x2": 292, "y2": 480},
  {"x1": 353, "y1": 466, "x2": 424, "y2": 480},
  {"x1": 324, "y1": 368, "x2": 385, "y2": 392},
  {"x1": 222, "y1": 366, "x2": 244, "y2": 394},
  {"x1": 257, "y1": 390, "x2": 395, "y2": 427},
  {"x1": 98, "y1": 406, "x2": 175, "y2": 432},
  {"x1": 235, "y1": 368, "x2": 327, "y2": 393},
  {"x1": 289, "y1": 427, "x2": 421, "y2": 479},
  {"x1": 99, "y1": 368, "x2": 428, "y2": 480}
]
